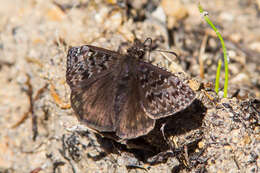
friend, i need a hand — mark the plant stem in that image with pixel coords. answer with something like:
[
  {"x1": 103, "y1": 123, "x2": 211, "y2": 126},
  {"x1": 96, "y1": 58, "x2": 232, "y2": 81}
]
[{"x1": 198, "y1": 4, "x2": 229, "y2": 97}]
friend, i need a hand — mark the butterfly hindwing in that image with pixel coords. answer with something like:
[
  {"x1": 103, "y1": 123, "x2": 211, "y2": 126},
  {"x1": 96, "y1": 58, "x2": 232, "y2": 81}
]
[
  {"x1": 113, "y1": 66, "x2": 155, "y2": 139},
  {"x1": 137, "y1": 61, "x2": 196, "y2": 119},
  {"x1": 70, "y1": 72, "x2": 118, "y2": 132}
]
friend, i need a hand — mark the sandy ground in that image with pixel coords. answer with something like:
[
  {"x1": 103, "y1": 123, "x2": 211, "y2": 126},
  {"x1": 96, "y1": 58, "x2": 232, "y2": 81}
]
[{"x1": 0, "y1": 0, "x2": 259, "y2": 172}]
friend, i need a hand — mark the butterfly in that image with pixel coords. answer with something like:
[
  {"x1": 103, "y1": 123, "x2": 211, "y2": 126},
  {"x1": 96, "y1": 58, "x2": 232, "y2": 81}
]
[{"x1": 66, "y1": 38, "x2": 196, "y2": 140}]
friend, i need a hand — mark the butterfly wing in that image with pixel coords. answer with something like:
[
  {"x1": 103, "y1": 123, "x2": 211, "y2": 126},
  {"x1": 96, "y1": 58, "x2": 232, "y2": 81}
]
[
  {"x1": 113, "y1": 64, "x2": 155, "y2": 139},
  {"x1": 66, "y1": 45, "x2": 122, "y2": 132},
  {"x1": 137, "y1": 61, "x2": 196, "y2": 119},
  {"x1": 70, "y1": 73, "x2": 118, "y2": 131},
  {"x1": 66, "y1": 45, "x2": 121, "y2": 88},
  {"x1": 115, "y1": 91, "x2": 155, "y2": 139}
]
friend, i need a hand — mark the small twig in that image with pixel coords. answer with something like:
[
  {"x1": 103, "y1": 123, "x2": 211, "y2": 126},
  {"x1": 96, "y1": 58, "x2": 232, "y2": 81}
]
[
  {"x1": 11, "y1": 74, "x2": 48, "y2": 140},
  {"x1": 183, "y1": 145, "x2": 190, "y2": 168},
  {"x1": 11, "y1": 74, "x2": 33, "y2": 128},
  {"x1": 159, "y1": 51, "x2": 175, "y2": 63},
  {"x1": 20, "y1": 141, "x2": 45, "y2": 154},
  {"x1": 50, "y1": 82, "x2": 71, "y2": 109},
  {"x1": 11, "y1": 111, "x2": 31, "y2": 128},
  {"x1": 30, "y1": 167, "x2": 42, "y2": 173},
  {"x1": 26, "y1": 57, "x2": 44, "y2": 68}
]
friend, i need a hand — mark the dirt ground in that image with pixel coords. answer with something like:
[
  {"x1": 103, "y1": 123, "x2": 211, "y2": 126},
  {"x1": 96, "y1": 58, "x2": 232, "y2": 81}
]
[{"x1": 0, "y1": 0, "x2": 259, "y2": 173}]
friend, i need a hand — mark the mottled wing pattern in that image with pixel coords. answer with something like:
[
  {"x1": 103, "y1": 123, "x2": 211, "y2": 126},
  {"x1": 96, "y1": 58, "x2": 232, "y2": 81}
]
[
  {"x1": 137, "y1": 61, "x2": 196, "y2": 119},
  {"x1": 66, "y1": 45, "x2": 121, "y2": 88},
  {"x1": 66, "y1": 45, "x2": 122, "y2": 131}
]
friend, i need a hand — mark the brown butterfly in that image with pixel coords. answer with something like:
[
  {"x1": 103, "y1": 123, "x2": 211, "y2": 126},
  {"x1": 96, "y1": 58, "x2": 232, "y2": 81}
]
[{"x1": 66, "y1": 38, "x2": 195, "y2": 139}]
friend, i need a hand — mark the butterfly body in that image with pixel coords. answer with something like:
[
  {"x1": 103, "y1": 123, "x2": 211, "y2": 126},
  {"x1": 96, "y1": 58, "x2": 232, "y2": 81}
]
[{"x1": 66, "y1": 39, "x2": 195, "y2": 139}]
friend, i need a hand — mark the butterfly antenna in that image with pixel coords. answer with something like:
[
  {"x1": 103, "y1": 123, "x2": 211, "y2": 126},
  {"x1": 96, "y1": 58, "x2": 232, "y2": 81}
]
[
  {"x1": 143, "y1": 37, "x2": 153, "y2": 46},
  {"x1": 153, "y1": 49, "x2": 179, "y2": 59},
  {"x1": 155, "y1": 50, "x2": 180, "y2": 68}
]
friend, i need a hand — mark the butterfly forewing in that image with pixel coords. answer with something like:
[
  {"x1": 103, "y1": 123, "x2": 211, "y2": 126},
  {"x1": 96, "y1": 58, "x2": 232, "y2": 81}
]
[
  {"x1": 137, "y1": 61, "x2": 196, "y2": 119},
  {"x1": 67, "y1": 45, "x2": 123, "y2": 132},
  {"x1": 66, "y1": 45, "x2": 121, "y2": 88}
]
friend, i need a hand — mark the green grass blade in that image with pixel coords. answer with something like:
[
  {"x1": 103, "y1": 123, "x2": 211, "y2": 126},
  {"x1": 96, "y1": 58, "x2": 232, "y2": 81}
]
[
  {"x1": 198, "y1": 4, "x2": 229, "y2": 97},
  {"x1": 215, "y1": 59, "x2": 222, "y2": 93}
]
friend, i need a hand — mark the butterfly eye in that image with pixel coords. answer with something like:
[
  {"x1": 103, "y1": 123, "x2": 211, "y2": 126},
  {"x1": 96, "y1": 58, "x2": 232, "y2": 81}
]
[{"x1": 137, "y1": 49, "x2": 145, "y2": 57}]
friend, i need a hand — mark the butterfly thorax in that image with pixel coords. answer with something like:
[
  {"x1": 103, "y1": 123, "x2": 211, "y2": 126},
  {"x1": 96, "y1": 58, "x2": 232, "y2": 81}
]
[
  {"x1": 118, "y1": 56, "x2": 138, "y2": 81},
  {"x1": 126, "y1": 41, "x2": 147, "y2": 60}
]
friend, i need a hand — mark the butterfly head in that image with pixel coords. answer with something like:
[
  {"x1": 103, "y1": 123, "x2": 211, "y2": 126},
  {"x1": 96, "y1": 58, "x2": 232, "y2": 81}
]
[{"x1": 127, "y1": 38, "x2": 152, "y2": 60}]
